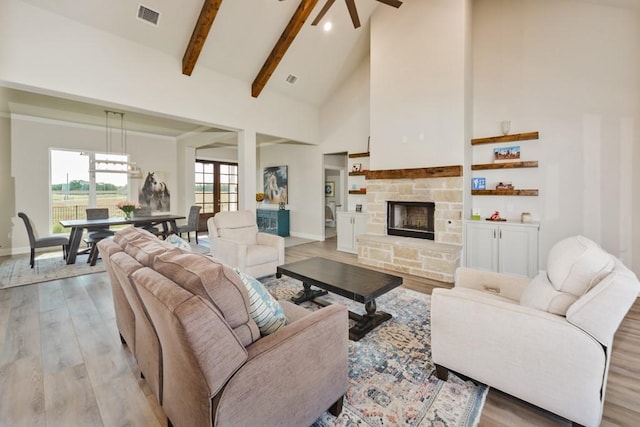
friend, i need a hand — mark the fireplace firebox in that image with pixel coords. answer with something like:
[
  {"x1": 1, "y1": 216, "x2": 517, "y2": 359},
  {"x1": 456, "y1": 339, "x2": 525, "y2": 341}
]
[{"x1": 387, "y1": 201, "x2": 435, "y2": 240}]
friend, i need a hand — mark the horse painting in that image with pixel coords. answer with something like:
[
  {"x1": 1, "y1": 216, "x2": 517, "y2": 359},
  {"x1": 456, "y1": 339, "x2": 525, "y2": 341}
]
[
  {"x1": 263, "y1": 166, "x2": 288, "y2": 205},
  {"x1": 139, "y1": 172, "x2": 170, "y2": 212}
]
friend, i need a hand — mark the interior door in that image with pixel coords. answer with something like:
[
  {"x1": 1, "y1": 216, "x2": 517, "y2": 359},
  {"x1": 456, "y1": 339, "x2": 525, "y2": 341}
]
[{"x1": 195, "y1": 160, "x2": 238, "y2": 231}]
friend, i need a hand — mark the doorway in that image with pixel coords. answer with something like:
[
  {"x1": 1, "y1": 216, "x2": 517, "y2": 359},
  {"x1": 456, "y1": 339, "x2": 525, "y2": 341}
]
[
  {"x1": 194, "y1": 160, "x2": 239, "y2": 231},
  {"x1": 323, "y1": 152, "x2": 348, "y2": 241}
]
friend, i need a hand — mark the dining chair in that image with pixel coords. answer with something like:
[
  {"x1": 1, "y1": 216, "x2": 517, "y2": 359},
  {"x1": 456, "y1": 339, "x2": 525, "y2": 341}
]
[
  {"x1": 133, "y1": 207, "x2": 164, "y2": 238},
  {"x1": 85, "y1": 208, "x2": 115, "y2": 266},
  {"x1": 176, "y1": 205, "x2": 201, "y2": 244},
  {"x1": 18, "y1": 212, "x2": 69, "y2": 268}
]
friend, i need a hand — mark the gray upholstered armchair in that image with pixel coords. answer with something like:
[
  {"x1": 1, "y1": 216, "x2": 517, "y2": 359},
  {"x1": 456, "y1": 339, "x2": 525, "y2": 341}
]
[{"x1": 207, "y1": 210, "x2": 284, "y2": 278}]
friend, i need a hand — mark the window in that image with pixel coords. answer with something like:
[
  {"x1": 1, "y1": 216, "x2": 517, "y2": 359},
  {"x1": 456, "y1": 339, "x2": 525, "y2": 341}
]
[
  {"x1": 195, "y1": 160, "x2": 238, "y2": 213},
  {"x1": 51, "y1": 149, "x2": 129, "y2": 233}
]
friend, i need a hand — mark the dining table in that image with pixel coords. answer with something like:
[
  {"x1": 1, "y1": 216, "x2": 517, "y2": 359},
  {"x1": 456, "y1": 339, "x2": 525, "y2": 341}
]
[{"x1": 59, "y1": 214, "x2": 185, "y2": 265}]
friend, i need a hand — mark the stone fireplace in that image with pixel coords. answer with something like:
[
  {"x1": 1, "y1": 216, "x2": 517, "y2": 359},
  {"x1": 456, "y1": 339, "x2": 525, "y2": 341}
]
[{"x1": 357, "y1": 165, "x2": 463, "y2": 283}]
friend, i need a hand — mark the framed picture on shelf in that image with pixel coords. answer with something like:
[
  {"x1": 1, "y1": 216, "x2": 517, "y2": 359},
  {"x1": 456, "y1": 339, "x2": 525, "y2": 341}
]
[
  {"x1": 352, "y1": 163, "x2": 362, "y2": 172},
  {"x1": 325, "y1": 181, "x2": 335, "y2": 197},
  {"x1": 472, "y1": 177, "x2": 486, "y2": 190},
  {"x1": 493, "y1": 146, "x2": 520, "y2": 163}
]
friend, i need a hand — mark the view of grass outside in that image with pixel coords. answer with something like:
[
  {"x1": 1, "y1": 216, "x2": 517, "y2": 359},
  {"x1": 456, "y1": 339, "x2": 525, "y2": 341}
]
[{"x1": 51, "y1": 149, "x2": 129, "y2": 234}]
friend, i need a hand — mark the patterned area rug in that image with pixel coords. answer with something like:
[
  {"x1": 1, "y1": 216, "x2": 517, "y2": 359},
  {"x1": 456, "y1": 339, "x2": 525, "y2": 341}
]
[
  {"x1": 0, "y1": 251, "x2": 105, "y2": 289},
  {"x1": 0, "y1": 242, "x2": 209, "y2": 289},
  {"x1": 260, "y1": 276, "x2": 488, "y2": 427}
]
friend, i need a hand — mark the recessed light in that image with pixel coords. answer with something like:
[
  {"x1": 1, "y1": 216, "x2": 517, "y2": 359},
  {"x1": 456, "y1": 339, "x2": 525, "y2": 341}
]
[{"x1": 323, "y1": 21, "x2": 333, "y2": 32}]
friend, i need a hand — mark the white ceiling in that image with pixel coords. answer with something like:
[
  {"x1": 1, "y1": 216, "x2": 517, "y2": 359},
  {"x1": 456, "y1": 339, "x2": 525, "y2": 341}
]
[{"x1": 4, "y1": 0, "x2": 385, "y2": 147}]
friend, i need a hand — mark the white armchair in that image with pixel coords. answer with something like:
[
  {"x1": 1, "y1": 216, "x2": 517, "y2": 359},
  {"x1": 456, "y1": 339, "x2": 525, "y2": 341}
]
[
  {"x1": 207, "y1": 210, "x2": 285, "y2": 278},
  {"x1": 431, "y1": 235, "x2": 640, "y2": 427}
]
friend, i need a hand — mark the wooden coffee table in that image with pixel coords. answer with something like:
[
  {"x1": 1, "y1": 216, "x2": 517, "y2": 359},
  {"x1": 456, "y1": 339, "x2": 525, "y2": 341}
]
[{"x1": 276, "y1": 257, "x2": 403, "y2": 341}]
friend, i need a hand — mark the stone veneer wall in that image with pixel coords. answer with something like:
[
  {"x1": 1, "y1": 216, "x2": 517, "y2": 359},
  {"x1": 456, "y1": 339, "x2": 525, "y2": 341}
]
[{"x1": 357, "y1": 171, "x2": 463, "y2": 283}]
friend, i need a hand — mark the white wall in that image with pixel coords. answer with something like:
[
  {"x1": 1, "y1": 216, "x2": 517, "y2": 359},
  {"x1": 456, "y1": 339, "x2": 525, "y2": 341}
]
[
  {"x1": 9, "y1": 115, "x2": 177, "y2": 254},
  {"x1": 369, "y1": 0, "x2": 470, "y2": 170},
  {"x1": 0, "y1": 115, "x2": 12, "y2": 252},
  {"x1": 472, "y1": 0, "x2": 640, "y2": 273}
]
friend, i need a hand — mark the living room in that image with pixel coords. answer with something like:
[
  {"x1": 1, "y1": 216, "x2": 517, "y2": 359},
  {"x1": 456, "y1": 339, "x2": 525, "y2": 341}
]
[{"x1": 0, "y1": 0, "x2": 639, "y2": 425}]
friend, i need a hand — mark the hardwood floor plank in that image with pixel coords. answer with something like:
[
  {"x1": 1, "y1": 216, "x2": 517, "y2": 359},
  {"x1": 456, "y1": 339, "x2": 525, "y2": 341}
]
[
  {"x1": 0, "y1": 286, "x2": 41, "y2": 365},
  {"x1": 43, "y1": 363, "x2": 103, "y2": 426},
  {"x1": 0, "y1": 356, "x2": 45, "y2": 427}
]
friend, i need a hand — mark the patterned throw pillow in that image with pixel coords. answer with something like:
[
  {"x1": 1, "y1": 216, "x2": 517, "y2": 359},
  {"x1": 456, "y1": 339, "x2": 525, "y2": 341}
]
[
  {"x1": 166, "y1": 234, "x2": 192, "y2": 252},
  {"x1": 235, "y1": 269, "x2": 287, "y2": 335}
]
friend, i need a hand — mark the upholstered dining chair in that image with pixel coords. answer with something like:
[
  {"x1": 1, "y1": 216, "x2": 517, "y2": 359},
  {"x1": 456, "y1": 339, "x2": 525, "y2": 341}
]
[
  {"x1": 84, "y1": 208, "x2": 115, "y2": 266},
  {"x1": 18, "y1": 212, "x2": 69, "y2": 268},
  {"x1": 175, "y1": 205, "x2": 201, "y2": 244}
]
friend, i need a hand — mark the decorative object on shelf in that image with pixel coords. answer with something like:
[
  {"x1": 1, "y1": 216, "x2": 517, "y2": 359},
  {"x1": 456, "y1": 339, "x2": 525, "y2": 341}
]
[
  {"x1": 351, "y1": 184, "x2": 358, "y2": 190},
  {"x1": 471, "y1": 208, "x2": 481, "y2": 220},
  {"x1": 486, "y1": 210, "x2": 506, "y2": 221},
  {"x1": 355, "y1": 204, "x2": 362, "y2": 213},
  {"x1": 263, "y1": 165, "x2": 288, "y2": 204},
  {"x1": 501, "y1": 120, "x2": 511, "y2": 135},
  {"x1": 325, "y1": 181, "x2": 335, "y2": 197},
  {"x1": 493, "y1": 146, "x2": 520, "y2": 163},
  {"x1": 278, "y1": 202, "x2": 286, "y2": 210},
  {"x1": 472, "y1": 177, "x2": 486, "y2": 190},
  {"x1": 521, "y1": 212, "x2": 533, "y2": 223},
  {"x1": 352, "y1": 163, "x2": 362, "y2": 172},
  {"x1": 256, "y1": 192, "x2": 265, "y2": 202},
  {"x1": 496, "y1": 182, "x2": 514, "y2": 190},
  {"x1": 116, "y1": 200, "x2": 140, "y2": 219}
]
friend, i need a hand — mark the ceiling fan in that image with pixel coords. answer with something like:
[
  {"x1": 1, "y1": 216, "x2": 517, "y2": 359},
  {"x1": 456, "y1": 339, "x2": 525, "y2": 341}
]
[{"x1": 310, "y1": 0, "x2": 403, "y2": 29}]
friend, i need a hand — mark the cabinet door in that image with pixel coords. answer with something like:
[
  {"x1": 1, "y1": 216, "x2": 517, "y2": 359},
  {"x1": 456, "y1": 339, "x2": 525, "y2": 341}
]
[
  {"x1": 336, "y1": 212, "x2": 355, "y2": 253},
  {"x1": 465, "y1": 222, "x2": 498, "y2": 272},
  {"x1": 353, "y1": 213, "x2": 368, "y2": 244},
  {"x1": 498, "y1": 224, "x2": 539, "y2": 277}
]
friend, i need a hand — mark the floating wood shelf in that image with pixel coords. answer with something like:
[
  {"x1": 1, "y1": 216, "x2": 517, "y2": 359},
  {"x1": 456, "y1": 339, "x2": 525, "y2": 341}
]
[
  {"x1": 348, "y1": 152, "x2": 370, "y2": 158},
  {"x1": 471, "y1": 132, "x2": 539, "y2": 145},
  {"x1": 471, "y1": 161, "x2": 539, "y2": 170},
  {"x1": 349, "y1": 171, "x2": 368, "y2": 176},
  {"x1": 472, "y1": 189, "x2": 539, "y2": 196},
  {"x1": 349, "y1": 190, "x2": 367, "y2": 195},
  {"x1": 366, "y1": 165, "x2": 463, "y2": 180}
]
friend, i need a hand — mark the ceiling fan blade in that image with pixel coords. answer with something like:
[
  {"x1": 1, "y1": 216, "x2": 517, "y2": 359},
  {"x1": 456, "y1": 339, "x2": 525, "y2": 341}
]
[
  {"x1": 376, "y1": 0, "x2": 403, "y2": 8},
  {"x1": 311, "y1": 0, "x2": 336, "y2": 26},
  {"x1": 345, "y1": 0, "x2": 361, "y2": 28}
]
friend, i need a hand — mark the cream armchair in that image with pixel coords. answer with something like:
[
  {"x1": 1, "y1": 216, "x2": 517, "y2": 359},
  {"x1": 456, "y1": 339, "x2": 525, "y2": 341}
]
[
  {"x1": 208, "y1": 210, "x2": 285, "y2": 278},
  {"x1": 431, "y1": 235, "x2": 640, "y2": 427}
]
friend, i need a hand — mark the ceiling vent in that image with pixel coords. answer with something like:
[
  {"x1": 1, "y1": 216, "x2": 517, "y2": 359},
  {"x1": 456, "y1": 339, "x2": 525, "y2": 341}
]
[
  {"x1": 137, "y1": 4, "x2": 160, "y2": 26},
  {"x1": 285, "y1": 74, "x2": 298, "y2": 85}
]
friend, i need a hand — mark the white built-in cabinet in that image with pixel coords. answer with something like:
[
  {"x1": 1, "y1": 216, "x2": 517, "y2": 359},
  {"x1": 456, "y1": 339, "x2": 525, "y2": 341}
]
[
  {"x1": 465, "y1": 220, "x2": 540, "y2": 278},
  {"x1": 337, "y1": 211, "x2": 368, "y2": 254}
]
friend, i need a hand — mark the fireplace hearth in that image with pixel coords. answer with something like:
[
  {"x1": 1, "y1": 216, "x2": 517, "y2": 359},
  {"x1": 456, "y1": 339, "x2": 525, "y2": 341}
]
[{"x1": 387, "y1": 201, "x2": 435, "y2": 240}]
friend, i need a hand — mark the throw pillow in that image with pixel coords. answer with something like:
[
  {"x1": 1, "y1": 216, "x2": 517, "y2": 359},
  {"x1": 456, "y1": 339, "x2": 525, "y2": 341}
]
[
  {"x1": 234, "y1": 269, "x2": 287, "y2": 335},
  {"x1": 166, "y1": 234, "x2": 192, "y2": 252}
]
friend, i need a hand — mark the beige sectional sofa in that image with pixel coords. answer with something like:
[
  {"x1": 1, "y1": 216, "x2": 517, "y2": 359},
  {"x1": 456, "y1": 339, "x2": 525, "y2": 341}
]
[{"x1": 98, "y1": 227, "x2": 348, "y2": 427}]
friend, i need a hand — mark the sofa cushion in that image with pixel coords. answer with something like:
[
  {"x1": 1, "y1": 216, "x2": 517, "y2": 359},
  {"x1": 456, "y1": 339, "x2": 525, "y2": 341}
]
[
  {"x1": 218, "y1": 226, "x2": 258, "y2": 246},
  {"x1": 113, "y1": 226, "x2": 158, "y2": 248},
  {"x1": 124, "y1": 237, "x2": 179, "y2": 267},
  {"x1": 213, "y1": 210, "x2": 259, "y2": 245},
  {"x1": 546, "y1": 235, "x2": 615, "y2": 296},
  {"x1": 520, "y1": 272, "x2": 578, "y2": 315},
  {"x1": 246, "y1": 244, "x2": 278, "y2": 266},
  {"x1": 153, "y1": 252, "x2": 260, "y2": 346},
  {"x1": 235, "y1": 269, "x2": 287, "y2": 335}
]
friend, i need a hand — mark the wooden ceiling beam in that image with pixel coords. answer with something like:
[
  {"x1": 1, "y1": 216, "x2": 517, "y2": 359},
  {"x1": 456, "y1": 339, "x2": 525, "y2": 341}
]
[
  {"x1": 182, "y1": 0, "x2": 224, "y2": 76},
  {"x1": 251, "y1": 0, "x2": 320, "y2": 98}
]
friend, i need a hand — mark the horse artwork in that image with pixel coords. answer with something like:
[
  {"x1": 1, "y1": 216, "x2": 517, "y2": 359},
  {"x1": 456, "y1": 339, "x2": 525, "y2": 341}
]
[
  {"x1": 263, "y1": 166, "x2": 288, "y2": 205},
  {"x1": 139, "y1": 171, "x2": 171, "y2": 212}
]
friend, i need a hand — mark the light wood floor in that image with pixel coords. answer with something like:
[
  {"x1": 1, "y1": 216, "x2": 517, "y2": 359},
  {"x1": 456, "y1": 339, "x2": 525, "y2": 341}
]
[{"x1": 1, "y1": 237, "x2": 638, "y2": 426}]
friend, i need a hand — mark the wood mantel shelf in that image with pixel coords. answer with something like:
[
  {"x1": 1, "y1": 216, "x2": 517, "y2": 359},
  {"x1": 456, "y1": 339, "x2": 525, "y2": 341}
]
[
  {"x1": 471, "y1": 161, "x2": 539, "y2": 170},
  {"x1": 349, "y1": 171, "x2": 368, "y2": 176},
  {"x1": 471, "y1": 132, "x2": 539, "y2": 145},
  {"x1": 349, "y1": 189, "x2": 367, "y2": 195},
  {"x1": 366, "y1": 165, "x2": 463, "y2": 180},
  {"x1": 348, "y1": 152, "x2": 370, "y2": 158},
  {"x1": 472, "y1": 189, "x2": 539, "y2": 196}
]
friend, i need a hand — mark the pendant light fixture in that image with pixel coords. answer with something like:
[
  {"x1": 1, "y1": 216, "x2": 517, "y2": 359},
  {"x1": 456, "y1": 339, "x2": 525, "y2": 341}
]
[{"x1": 89, "y1": 110, "x2": 143, "y2": 178}]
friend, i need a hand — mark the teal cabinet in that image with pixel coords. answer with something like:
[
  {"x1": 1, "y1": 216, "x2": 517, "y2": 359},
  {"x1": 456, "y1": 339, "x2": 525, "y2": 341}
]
[{"x1": 256, "y1": 209, "x2": 290, "y2": 237}]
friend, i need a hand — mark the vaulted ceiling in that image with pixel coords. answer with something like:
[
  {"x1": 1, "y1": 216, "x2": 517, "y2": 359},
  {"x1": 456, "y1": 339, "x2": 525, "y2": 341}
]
[{"x1": 19, "y1": 0, "x2": 384, "y2": 106}]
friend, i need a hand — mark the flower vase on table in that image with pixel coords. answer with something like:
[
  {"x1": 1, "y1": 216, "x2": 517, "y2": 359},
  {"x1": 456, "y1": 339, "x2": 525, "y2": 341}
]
[{"x1": 117, "y1": 201, "x2": 140, "y2": 220}]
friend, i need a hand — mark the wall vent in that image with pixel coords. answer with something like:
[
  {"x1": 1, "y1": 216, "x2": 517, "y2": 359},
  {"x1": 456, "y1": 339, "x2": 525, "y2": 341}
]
[
  {"x1": 137, "y1": 4, "x2": 160, "y2": 26},
  {"x1": 285, "y1": 74, "x2": 298, "y2": 85}
]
